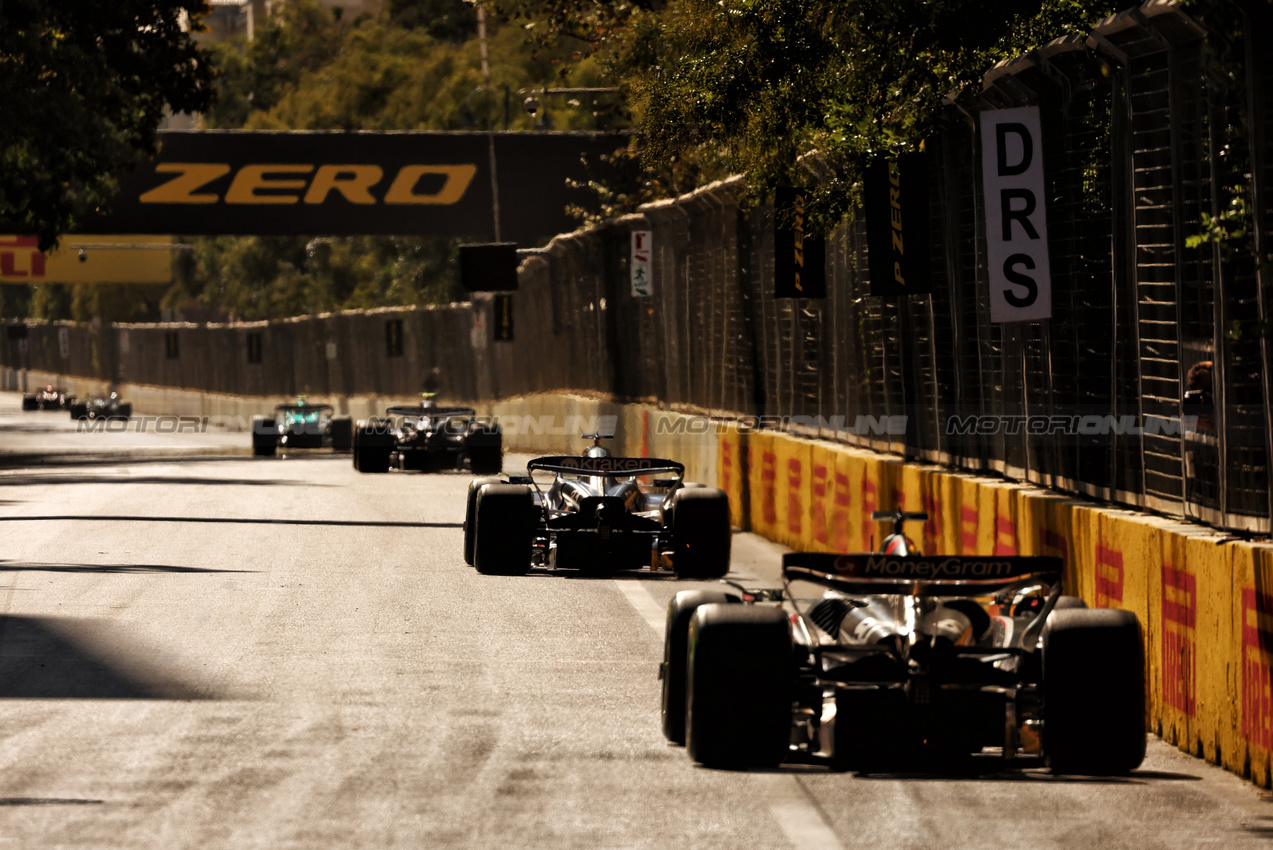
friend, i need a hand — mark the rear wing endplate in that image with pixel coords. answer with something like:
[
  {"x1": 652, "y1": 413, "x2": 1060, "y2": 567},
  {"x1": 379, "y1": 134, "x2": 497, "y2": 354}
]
[
  {"x1": 783, "y1": 553, "x2": 1062, "y2": 595},
  {"x1": 527, "y1": 455, "x2": 684, "y2": 477}
]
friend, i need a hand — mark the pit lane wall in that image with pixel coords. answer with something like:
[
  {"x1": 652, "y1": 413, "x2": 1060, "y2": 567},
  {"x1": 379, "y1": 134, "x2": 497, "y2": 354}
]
[{"x1": 718, "y1": 424, "x2": 1273, "y2": 787}]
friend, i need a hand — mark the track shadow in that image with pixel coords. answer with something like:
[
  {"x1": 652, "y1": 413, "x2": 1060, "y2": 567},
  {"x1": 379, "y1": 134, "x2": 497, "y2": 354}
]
[
  {"x1": 0, "y1": 561, "x2": 256, "y2": 575},
  {"x1": 0, "y1": 616, "x2": 218, "y2": 699},
  {"x1": 0, "y1": 475, "x2": 317, "y2": 487},
  {"x1": 0, "y1": 515, "x2": 462, "y2": 529}
]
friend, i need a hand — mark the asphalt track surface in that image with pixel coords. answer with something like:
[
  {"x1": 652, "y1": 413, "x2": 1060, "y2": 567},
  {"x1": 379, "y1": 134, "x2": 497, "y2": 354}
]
[{"x1": 0, "y1": 393, "x2": 1269, "y2": 848}]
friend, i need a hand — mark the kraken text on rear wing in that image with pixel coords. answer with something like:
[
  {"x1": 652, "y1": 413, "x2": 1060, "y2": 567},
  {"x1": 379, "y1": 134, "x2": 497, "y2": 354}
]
[
  {"x1": 527, "y1": 456, "x2": 685, "y2": 477},
  {"x1": 783, "y1": 553, "x2": 1063, "y2": 596}
]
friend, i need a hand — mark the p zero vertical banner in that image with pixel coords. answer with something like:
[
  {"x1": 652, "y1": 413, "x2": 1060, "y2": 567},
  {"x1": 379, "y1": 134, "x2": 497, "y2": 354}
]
[
  {"x1": 980, "y1": 107, "x2": 1052, "y2": 322},
  {"x1": 493, "y1": 294, "x2": 514, "y2": 342},
  {"x1": 773, "y1": 187, "x2": 826, "y2": 298},
  {"x1": 865, "y1": 153, "x2": 931, "y2": 297}
]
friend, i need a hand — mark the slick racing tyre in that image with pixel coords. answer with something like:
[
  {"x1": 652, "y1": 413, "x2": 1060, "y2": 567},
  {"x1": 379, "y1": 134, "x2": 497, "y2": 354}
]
[
  {"x1": 328, "y1": 416, "x2": 354, "y2": 451},
  {"x1": 1042, "y1": 608, "x2": 1146, "y2": 775},
  {"x1": 686, "y1": 604, "x2": 792, "y2": 769},
  {"x1": 464, "y1": 477, "x2": 503, "y2": 566},
  {"x1": 69, "y1": 402, "x2": 89, "y2": 421},
  {"x1": 661, "y1": 590, "x2": 739, "y2": 745},
  {"x1": 251, "y1": 419, "x2": 278, "y2": 457},
  {"x1": 21, "y1": 396, "x2": 37, "y2": 411},
  {"x1": 352, "y1": 425, "x2": 393, "y2": 472},
  {"x1": 667, "y1": 489, "x2": 732, "y2": 579},
  {"x1": 467, "y1": 446, "x2": 504, "y2": 475},
  {"x1": 473, "y1": 484, "x2": 536, "y2": 576},
  {"x1": 113, "y1": 403, "x2": 132, "y2": 420}
]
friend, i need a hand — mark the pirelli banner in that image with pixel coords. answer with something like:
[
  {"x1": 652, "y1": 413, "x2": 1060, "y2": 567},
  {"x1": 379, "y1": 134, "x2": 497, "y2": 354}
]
[{"x1": 76, "y1": 130, "x2": 631, "y2": 242}]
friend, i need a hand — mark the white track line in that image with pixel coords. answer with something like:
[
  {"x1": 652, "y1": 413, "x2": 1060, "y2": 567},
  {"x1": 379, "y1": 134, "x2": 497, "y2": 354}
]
[{"x1": 615, "y1": 579, "x2": 845, "y2": 850}]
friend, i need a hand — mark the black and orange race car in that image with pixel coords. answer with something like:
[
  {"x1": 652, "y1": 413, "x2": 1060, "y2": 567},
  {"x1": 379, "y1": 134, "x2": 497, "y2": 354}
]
[{"x1": 660, "y1": 511, "x2": 1146, "y2": 775}]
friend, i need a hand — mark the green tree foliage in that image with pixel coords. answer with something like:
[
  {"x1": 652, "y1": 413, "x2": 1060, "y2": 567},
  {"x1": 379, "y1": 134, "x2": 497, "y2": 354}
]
[
  {"x1": 177, "y1": 0, "x2": 619, "y2": 322},
  {"x1": 0, "y1": 0, "x2": 216, "y2": 250},
  {"x1": 506, "y1": 0, "x2": 1120, "y2": 227}
]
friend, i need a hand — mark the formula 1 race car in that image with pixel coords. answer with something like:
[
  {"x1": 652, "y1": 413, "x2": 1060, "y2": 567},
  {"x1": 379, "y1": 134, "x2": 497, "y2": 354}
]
[
  {"x1": 252, "y1": 399, "x2": 353, "y2": 456},
  {"x1": 70, "y1": 392, "x2": 132, "y2": 421},
  {"x1": 660, "y1": 512, "x2": 1146, "y2": 775},
  {"x1": 352, "y1": 404, "x2": 502, "y2": 474},
  {"x1": 464, "y1": 435, "x2": 731, "y2": 578},
  {"x1": 22, "y1": 385, "x2": 75, "y2": 411}
]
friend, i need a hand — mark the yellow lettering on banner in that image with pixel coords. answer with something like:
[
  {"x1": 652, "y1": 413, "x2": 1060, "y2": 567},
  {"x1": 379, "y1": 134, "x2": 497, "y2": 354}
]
[
  {"x1": 139, "y1": 163, "x2": 231, "y2": 204},
  {"x1": 891, "y1": 230, "x2": 904, "y2": 254},
  {"x1": 893, "y1": 261, "x2": 905, "y2": 285},
  {"x1": 224, "y1": 165, "x2": 314, "y2": 204},
  {"x1": 304, "y1": 165, "x2": 384, "y2": 204},
  {"x1": 384, "y1": 165, "x2": 478, "y2": 205}
]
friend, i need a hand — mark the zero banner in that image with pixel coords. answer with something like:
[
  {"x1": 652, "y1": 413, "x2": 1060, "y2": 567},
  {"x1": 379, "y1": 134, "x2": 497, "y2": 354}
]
[
  {"x1": 865, "y1": 153, "x2": 931, "y2": 297},
  {"x1": 70, "y1": 131, "x2": 631, "y2": 243},
  {"x1": 773, "y1": 187, "x2": 826, "y2": 298},
  {"x1": 980, "y1": 107, "x2": 1052, "y2": 322}
]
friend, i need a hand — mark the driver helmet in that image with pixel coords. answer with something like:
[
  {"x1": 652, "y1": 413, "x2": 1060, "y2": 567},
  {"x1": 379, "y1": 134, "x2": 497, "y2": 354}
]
[
  {"x1": 45, "y1": 384, "x2": 54, "y2": 393},
  {"x1": 585, "y1": 445, "x2": 610, "y2": 458}
]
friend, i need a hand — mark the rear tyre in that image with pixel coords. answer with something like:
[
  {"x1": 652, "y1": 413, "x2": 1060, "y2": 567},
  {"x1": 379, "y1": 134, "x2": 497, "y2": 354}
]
[
  {"x1": 661, "y1": 590, "x2": 739, "y2": 745},
  {"x1": 114, "y1": 403, "x2": 132, "y2": 420},
  {"x1": 468, "y1": 446, "x2": 503, "y2": 475},
  {"x1": 251, "y1": 419, "x2": 278, "y2": 457},
  {"x1": 1053, "y1": 595, "x2": 1087, "y2": 611},
  {"x1": 473, "y1": 484, "x2": 536, "y2": 576},
  {"x1": 668, "y1": 489, "x2": 732, "y2": 579},
  {"x1": 352, "y1": 425, "x2": 392, "y2": 473},
  {"x1": 328, "y1": 416, "x2": 354, "y2": 451},
  {"x1": 21, "y1": 396, "x2": 37, "y2": 411},
  {"x1": 686, "y1": 604, "x2": 792, "y2": 769},
  {"x1": 69, "y1": 402, "x2": 89, "y2": 420},
  {"x1": 1042, "y1": 608, "x2": 1146, "y2": 775},
  {"x1": 464, "y1": 477, "x2": 503, "y2": 566}
]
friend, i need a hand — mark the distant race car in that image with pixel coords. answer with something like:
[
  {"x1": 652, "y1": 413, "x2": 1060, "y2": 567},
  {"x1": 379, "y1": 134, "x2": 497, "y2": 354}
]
[
  {"x1": 660, "y1": 511, "x2": 1146, "y2": 775},
  {"x1": 352, "y1": 403, "x2": 502, "y2": 474},
  {"x1": 252, "y1": 399, "x2": 353, "y2": 456},
  {"x1": 22, "y1": 385, "x2": 75, "y2": 411},
  {"x1": 464, "y1": 435, "x2": 731, "y2": 578},
  {"x1": 70, "y1": 392, "x2": 132, "y2": 421}
]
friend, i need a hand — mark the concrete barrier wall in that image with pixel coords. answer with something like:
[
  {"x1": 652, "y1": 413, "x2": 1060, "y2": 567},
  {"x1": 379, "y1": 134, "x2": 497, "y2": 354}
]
[{"x1": 717, "y1": 425, "x2": 1273, "y2": 788}]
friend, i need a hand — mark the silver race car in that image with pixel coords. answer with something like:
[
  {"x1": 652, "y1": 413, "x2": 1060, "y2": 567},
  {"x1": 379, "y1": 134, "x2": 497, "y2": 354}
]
[
  {"x1": 661, "y1": 512, "x2": 1146, "y2": 775},
  {"x1": 465, "y1": 435, "x2": 731, "y2": 578}
]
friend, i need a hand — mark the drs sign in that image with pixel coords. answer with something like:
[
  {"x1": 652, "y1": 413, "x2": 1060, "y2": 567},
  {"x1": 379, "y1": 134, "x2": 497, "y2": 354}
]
[{"x1": 980, "y1": 107, "x2": 1051, "y2": 322}]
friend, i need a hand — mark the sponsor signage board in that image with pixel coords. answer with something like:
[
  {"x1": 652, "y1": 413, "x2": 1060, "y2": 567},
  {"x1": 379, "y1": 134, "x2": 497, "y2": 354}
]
[
  {"x1": 494, "y1": 293, "x2": 514, "y2": 342},
  {"x1": 630, "y1": 230, "x2": 652, "y2": 297},
  {"x1": 980, "y1": 107, "x2": 1052, "y2": 322},
  {"x1": 773, "y1": 187, "x2": 826, "y2": 298},
  {"x1": 865, "y1": 153, "x2": 931, "y2": 296},
  {"x1": 0, "y1": 235, "x2": 173, "y2": 284},
  {"x1": 61, "y1": 130, "x2": 630, "y2": 242}
]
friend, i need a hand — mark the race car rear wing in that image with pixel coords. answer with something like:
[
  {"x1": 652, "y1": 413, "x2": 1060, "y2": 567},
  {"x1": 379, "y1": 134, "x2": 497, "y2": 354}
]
[
  {"x1": 527, "y1": 455, "x2": 685, "y2": 477},
  {"x1": 384, "y1": 405, "x2": 477, "y2": 418},
  {"x1": 783, "y1": 552, "x2": 1063, "y2": 596}
]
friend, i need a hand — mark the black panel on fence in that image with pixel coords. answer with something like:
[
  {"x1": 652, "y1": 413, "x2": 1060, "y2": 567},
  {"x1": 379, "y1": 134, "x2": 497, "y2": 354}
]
[
  {"x1": 385, "y1": 319, "x2": 404, "y2": 357},
  {"x1": 494, "y1": 294, "x2": 514, "y2": 342},
  {"x1": 67, "y1": 130, "x2": 631, "y2": 243},
  {"x1": 6, "y1": 325, "x2": 27, "y2": 340},
  {"x1": 460, "y1": 243, "x2": 519, "y2": 292},
  {"x1": 865, "y1": 153, "x2": 932, "y2": 297},
  {"x1": 773, "y1": 187, "x2": 826, "y2": 298}
]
